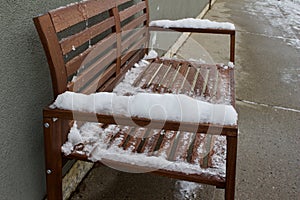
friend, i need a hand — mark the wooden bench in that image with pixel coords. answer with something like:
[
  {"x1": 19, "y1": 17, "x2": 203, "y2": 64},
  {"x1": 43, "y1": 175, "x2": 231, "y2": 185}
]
[{"x1": 33, "y1": 0, "x2": 238, "y2": 199}]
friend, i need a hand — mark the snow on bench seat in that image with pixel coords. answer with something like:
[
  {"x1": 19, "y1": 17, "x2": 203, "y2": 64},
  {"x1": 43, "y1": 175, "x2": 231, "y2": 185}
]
[
  {"x1": 53, "y1": 92, "x2": 237, "y2": 126},
  {"x1": 62, "y1": 122, "x2": 227, "y2": 183},
  {"x1": 59, "y1": 58, "x2": 236, "y2": 183}
]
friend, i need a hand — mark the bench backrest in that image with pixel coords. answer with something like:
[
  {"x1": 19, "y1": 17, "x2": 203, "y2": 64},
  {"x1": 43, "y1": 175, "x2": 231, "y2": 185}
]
[{"x1": 34, "y1": 0, "x2": 149, "y2": 98}]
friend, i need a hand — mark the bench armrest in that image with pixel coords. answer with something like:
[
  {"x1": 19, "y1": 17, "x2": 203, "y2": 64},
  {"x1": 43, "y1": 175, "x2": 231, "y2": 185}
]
[{"x1": 149, "y1": 19, "x2": 236, "y2": 62}]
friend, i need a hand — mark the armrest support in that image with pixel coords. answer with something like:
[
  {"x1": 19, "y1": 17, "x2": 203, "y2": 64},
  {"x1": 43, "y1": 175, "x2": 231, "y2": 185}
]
[{"x1": 149, "y1": 19, "x2": 236, "y2": 62}]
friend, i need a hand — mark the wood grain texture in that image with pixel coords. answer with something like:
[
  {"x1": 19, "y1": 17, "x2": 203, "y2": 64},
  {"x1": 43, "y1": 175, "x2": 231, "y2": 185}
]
[
  {"x1": 35, "y1": 0, "x2": 238, "y2": 199},
  {"x1": 50, "y1": 0, "x2": 115, "y2": 32}
]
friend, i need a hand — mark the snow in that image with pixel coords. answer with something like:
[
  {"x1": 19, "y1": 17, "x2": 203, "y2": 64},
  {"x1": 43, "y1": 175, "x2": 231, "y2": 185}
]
[
  {"x1": 52, "y1": 91, "x2": 237, "y2": 126},
  {"x1": 113, "y1": 59, "x2": 150, "y2": 95},
  {"x1": 61, "y1": 122, "x2": 226, "y2": 177},
  {"x1": 175, "y1": 180, "x2": 203, "y2": 199},
  {"x1": 227, "y1": 62, "x2": 235, "y2": 68},
  {"x1": 220, "y1": 62, "x2": 235, "y2": 70},
  {"x1": 150, "y1": 18, "x2": 235, "y2": 30},
  {"x1": 143, "y1": 50, "x2": 158, "y2": 60},
  {"x1": 245, "y1": 0, "x2": 300, "y2": 49},
  {"x1": 58, "y1": 55, "x2": 234, "y2": 178}
]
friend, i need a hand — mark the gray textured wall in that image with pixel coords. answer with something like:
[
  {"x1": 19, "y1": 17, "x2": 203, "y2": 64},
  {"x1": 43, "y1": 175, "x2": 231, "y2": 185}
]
[
  {"x1": 0, "y1": 0, "x2": 208, "y2": 199},
  {"x1": 150, "y1": 0, "x2": 208, "y2": 20}
]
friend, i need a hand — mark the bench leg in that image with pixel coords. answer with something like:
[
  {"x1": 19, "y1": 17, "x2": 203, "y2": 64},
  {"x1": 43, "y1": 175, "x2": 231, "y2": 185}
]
[
  {"x1": 44, "y1": 118, "x2": 63, "y2": 200},
  {"x1": 225, "y1": 136, "x2": 237, "y2": 200}
]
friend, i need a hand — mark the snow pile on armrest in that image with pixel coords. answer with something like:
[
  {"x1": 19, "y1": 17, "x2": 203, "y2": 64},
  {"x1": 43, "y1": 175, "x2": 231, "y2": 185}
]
[
  {"x1": 150, "y1": 18, "x2": 235, "y2": 30},
  {"x1": 52, "y1": 92, "x2": 237, "y2": 126}
]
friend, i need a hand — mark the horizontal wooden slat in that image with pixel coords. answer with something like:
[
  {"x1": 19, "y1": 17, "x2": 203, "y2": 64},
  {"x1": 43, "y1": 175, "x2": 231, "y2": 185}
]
[
  {"x1": 120, "y1": 36, "x2": 147, "y2": 66},
  {"x1": 122, "y1": 14, "x2": 147, "y2": 31},
  {"x1": 65, "y1": 33, "x2": 116, "y2": 76},
  {"x1": 80, "y1": 63, "x2": 116, "y2": 94},
  {"x1": 50, "y1": 0, "x2": 116, "y2": 32},
  {"x1": 60, "y1": 16, "x2": 115, "y2": 55},
  {"x1": 149, "y1": 26, "x2": 235, "y2": 35},
  {"x1": 152, "y1": 169, "x2": 225, "y2": 187},
  {"x1": 98, "y1": 49, "x2": 145, "y2": 92},
  {"x1": 119, "y1": 1, "x2": 146, "y2": 22},
  {"x1": 65, "y1": 152, "x2": 226, "y2": 187},
  {"x1": 116, "y1": 0, "x2": 132, "y2": 6},
  {"x1": 121, "y1": 28, "x2": 146, "y2": 52},
  {"x1": 67, "y1": 48, "x2": 117, "y2": 91},
  {"x1": 44, "y1": 108, "x2": 238, "y2": 136}
]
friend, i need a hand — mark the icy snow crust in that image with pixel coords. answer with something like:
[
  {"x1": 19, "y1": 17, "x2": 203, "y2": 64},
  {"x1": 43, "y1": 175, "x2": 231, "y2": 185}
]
[
  {"x1": 59, "y1": 57, "x2": 235, "y2": 176},
  {"x1": 53, "y1": 91, "x2": 237, "y2": 125},
  {"x1": 150, "y1": 18, "x2": 235, "y2": 30},
  {"x1": 62, "y1": 122, "x2": 227, "y2": 177}
]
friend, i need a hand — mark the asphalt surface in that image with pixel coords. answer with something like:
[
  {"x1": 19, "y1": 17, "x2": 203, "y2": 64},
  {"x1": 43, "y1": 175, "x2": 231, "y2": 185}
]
[{"x1": 70, "y1": 0, "x2": 300, "y2": 199}]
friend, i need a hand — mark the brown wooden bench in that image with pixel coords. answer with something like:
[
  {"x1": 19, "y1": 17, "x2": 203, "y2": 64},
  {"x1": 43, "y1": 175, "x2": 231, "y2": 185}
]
[{"x1": 33, "y1": 0, "x2": 238, "y2": 199}]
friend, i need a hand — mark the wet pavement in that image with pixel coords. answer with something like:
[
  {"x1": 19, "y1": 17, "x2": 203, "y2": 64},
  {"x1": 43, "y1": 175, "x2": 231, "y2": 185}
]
[{"x1": 70, "y1": 0, "x2": 300, "y2": 199}]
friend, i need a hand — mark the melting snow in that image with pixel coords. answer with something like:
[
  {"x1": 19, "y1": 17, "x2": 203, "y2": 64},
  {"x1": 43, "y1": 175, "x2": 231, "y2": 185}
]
[
  {"x1": 245, "y1": 0, "x2": 300, "y2": 49},
  {"x1": 59, "y1": 55, "x2": 233, "y2": 178},
  {"x1": 150, "y1": 18, "x2": 235, "y2": 30},
  {"x1": 61, "y1": 122, "x2": 226, "y2": 177},
  {"x1": 52, "y1": 91, "x2": 237, "y2": 126}
]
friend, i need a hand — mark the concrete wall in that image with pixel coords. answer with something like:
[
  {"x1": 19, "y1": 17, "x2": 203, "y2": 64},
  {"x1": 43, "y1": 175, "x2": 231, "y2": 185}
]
[
  {"x1": 0, "y1": 0, "x2": 209, "y2": 199},
  {"x1": 149, "y1": 0, "x2": 209, "y2": 20}
]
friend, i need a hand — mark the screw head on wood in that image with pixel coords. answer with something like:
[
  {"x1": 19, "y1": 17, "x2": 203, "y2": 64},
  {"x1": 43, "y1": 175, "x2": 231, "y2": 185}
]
[
  {"x1": 46, "y1": 169, "x2": 52, "y2": 174},
  {"x1": 44, "y1": 123, "x2": 50, "y2": 128}
]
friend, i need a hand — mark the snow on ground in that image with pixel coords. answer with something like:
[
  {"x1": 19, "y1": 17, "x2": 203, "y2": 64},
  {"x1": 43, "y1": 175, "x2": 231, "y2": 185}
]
[
  {"x1": 245, "y1": 0, "x2": 300, "y2": 49},
  {"x1": 174, "y1": 180, "x2": 203, "y2": 200}
]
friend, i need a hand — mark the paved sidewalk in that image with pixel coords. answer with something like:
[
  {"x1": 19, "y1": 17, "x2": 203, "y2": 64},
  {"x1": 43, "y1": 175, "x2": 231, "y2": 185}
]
[{"x1": 70, "y1": 0, "x2": 300, "y2": 199}]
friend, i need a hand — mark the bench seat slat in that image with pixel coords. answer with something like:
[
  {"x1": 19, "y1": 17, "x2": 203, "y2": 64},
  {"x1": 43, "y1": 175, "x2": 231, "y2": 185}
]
[
  {"x1": 139, "y1": 130, "x2": 161, "y2": 154},
  {"x1": 123, "y1": 128, "x2": 146, "y2": 151},
  {"x1": 65, "y1": 151, "x2": 226, "y2": 187},
  {"x1": 64, "y1": 123, "x2": 227, "y2": 187},
  {"x1": 193, "y1": 67, "x2": 207, "y2": 97},
  {"x1": 191, "y1": 133, "x2": 207, "y2": 166},
  {"x1": 159, "y1": 62, "x2": 181, "y2": 92},
  {"x1": 173, "y1": 132, "x2": 195, "y2": 162},
  {"x1": 156, "y1": 131, "x2": 178, "y2": 159},
  {"x1": 108, "y1": 127, "x2": 130, "y2": 148}
]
